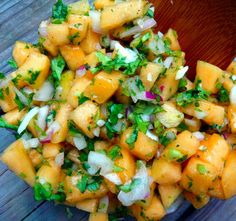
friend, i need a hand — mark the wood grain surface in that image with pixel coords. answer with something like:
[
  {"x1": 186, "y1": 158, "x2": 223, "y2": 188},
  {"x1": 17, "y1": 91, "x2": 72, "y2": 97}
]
[{"x1": 0, "y1": 0, "x2": 236, "y2": 221}]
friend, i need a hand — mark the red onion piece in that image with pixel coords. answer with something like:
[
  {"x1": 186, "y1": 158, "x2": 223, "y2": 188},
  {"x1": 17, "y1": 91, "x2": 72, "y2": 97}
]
[
  {"x1": 76, "y1": 65, "x2": 86, "y2": 77},
  {"x1": 145, "y1": 91, "x2": 157, "y2": 100}
]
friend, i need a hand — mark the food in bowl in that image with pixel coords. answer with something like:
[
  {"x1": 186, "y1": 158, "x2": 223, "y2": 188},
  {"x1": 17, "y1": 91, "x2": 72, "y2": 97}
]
[{"x1": 0, "y1": 0, "x2": 236, "y2": 220}]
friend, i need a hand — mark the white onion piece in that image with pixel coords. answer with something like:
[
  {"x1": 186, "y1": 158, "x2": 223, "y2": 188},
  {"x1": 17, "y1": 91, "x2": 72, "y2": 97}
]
[
  {"x1": 55, "y1": 152, "x2": 64, "y2": 167},
  {"x1": 93, "y1": 127, "x2": 100, "y2": 137},
  {"x1": 40, "y1": 121, "x2": 61, "y2": 142},
  {"x1": 164, "y1": 57, "x2": 174, "y2": 68},
  {"x1": 195, "y1": 110, "x2": 207, "y2": 119},
  {"x1": 76, "y1": 66, "x2": 86, "y2": 77},
  {"x1": 21, "y1": 132, "x2": 32, "y2": 141},
  {"x1": 33, "y1": 81, "x2": 54, "y2": 102},
  {"x1": 22, "y1": 87, "x2": 33, "y2": 95},
  {"x1": 18, "y1": 107, "x2": 39, "y2": 134},
  {"x1": 147, "y1": 73, "x2": 153, "y2": 82},
  {"x1": 38, "y1": 20, "x2": 49, "y2": 37},
  {"x1": 146, "y1": 130, "x2": 159, "y2": 142},
  {"x1": 118, "y1": 161, "x2": 150, "y2": 206},
  {"x1": 157, "y1": 31, "x2": 164, "y2": 38},
  {"x1": 73, "y1": 135, "x2": 87, "y2": 150},
  {"x1": 113, "y1": 41, "x2": 138, "y2": 63},
  {"x1": 230, "y1": 85, "x2": 236, "y2": 105},
  {"x1": 27, "y1": 138, "x2": 40, "y2": 148},
  {"x1": 55, "y1": 86, "x2": 63, "y2": 100},
  {"x1": 120, "y1": 18, "x2": 156, "y2": 38},
  {"x1": 103, "y1": 173, "x2": 122, "y2": 185},
  {"x1": 234, "y1": 57, "x2": 236, "y2": 62},
  {"x1": 166, "y1": 194, "x2": 184, "y2": 214},
  {"x1": 184, "y1": 118, "x2": 198, "y2": 128},
  {"x1": 87, "y1": 151, "x2": 114, "y2": 175},
  {"x1": 0, "y1": 75, "x2": 12, "y2": 89},
  {"x1": 157, "y1": 39, "x2": 165, "y2": 53},
  {"x1": 13, "y1": 86, "x2": 28, "y2": 106},
  {"x1": 97, "y1": 119, "x2": 106, "y2": 127},
  {"x1": 192, "y1": 131, "x2": 205, "y2": 141},
  {"x1": 98, "y1": 196, "x2": 109, "y2": 213},
  {"x1": 37, "y1": 105, "x2": 49, "y2": 131},
  {"x1": 112, "y1": 121, "x2": 124, "y2": 132},
  {"x1": 176, "y1": 66, "x2": 189, "y2": 80},
  {"x1": 141, "y1": 114, "x2": 150, "y2": 122},
  {"x1": 89, "y1": 11, "x2": 102, "y2": 33}
]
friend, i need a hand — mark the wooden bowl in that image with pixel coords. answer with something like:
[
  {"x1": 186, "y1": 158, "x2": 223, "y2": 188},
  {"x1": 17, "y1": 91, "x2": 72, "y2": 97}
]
[{"x1": 151, "y1": 0, "x2": 236, "y2": 79}]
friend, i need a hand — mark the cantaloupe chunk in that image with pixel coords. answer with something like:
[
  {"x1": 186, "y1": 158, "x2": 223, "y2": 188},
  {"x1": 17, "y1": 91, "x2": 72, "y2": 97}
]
[
  {"x1": 60, "y1": 45, "x2": 85, "y2": 71},
  {"x1": 228, "y1": 104, "x2": 236, "y2": 133},
  {"x1": 42, "y1": 38, "x2": 59, "y2": 57},
  {"x1": 1, "y1": 139, "x2": 36, "y2": 186},
  {"x1": 100, "y1": 0, "x2": 146, "y2": 31},
  {"x1": 222, "y1": 150, "x2": 236, "y2": 199},
  {"x1": 12, "y1": 52, "x2": 50, "y2": 89},
  {"x1": 226, "y1": 60, "x2": 236, "y2": 74},
  {"x1": 84, "y1": 71, "x2": 123, "y2": 104},
  {"x1": 180, "y1": 157, "x2": 218, "y2": 195},
  {"x1": 76, "y1": 198, "x2": 99, "y2": 213},
  {"x1": 151, "y1": 158, "x2": 182, "y2": 184},
  {"x1": 89, "y1": 213, "x2": 108, "y2": 221},
  {"x1": 42, "y1": 143, "x2": 62, "y2": 159},
  {"x1": 181, "y1": 100, "x2": 225, "y2": 126},
  {"x1": 140, "y1": 62, "x2": 164, "y2": 91},
  {"x1": 94, "y1": 0, "x2": 114, "y2": 9},
  {"x1": 0, "y1": 82, "x2": 17, "y2": 112},
  {"x1": 156, "y1": 68, "x2": 179, "y2": 101},
  {"x1": 197, "y1": 134, "x2": 230, "y2": 175},
  {"x1": 184, "y1": 191, "x2": 210, "y2": 209},
  {"x1": 195, "y1": 61, "x2": 224, "y2": 93},
  {"x1": 70, "y1": 100, "x2": 100, "y2": 138},
  {"x1": 13, "y1": 41, "x2": 39, "y2": 67},
  {"x1": 164, "y1": 28, "x2": 181, "y2": 51},
  {"x1": 158, "y1": 184, "x2": 182, "y2": 209},
  {"x1": 162, "y1": 130, "x2": 199, "y2": 162},
  {"x1": 120, "y1": 127, "x2": 158, "y2": 161}
]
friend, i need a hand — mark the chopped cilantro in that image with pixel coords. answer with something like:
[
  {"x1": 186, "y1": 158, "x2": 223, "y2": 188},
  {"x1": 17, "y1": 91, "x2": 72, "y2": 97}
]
[
  {"x1": 91, "y1": 51, "x2": 147, "y2": 75},
  {"x1": 159, "y1": 131, "x2": 176, "y2": 147},
  {"x1": 197, "y1": 164, "x2": 208, "y2": 175},
  {"x1": 130, "y1": 32, "x2": 151, "y2": 49},
  {"x1": 78, "y1": 93, "x2": 89, "y2": 105},
  {"x1": 51, "y1": 55, "x2": 66, "y2": 88},
  {"x1": 147, "y1": 8, "x2": 154, "y2": 18},
  {"x1": 119, "y1": 178, "x2": 141, "y2": 193},
  {"x1": 77, "y1": 173, "x2": 102, "y2": 193},
  {"x1": 176, "y1": 80, "x2": 209, "y2": 107},
  {"x1": 216, "y1": 82, "x2": 229, "y2": 102},
  {"x1": 19, "y1": 172, "x2": 27, "y2": 179},
  {"x1": 52, "y1": 0, "x2": 68, "y2": 24},
  {"x1": 34, "y1": 182, "x2": 66, "y2": 202},
  {"x1": 77, "y1": 174, "x2": 89, "y2": 193},
  {"x1": 167, "y1": 148, "x2": 184, "y2": 161},
  {"x1": 8, "y1": 58, "x2": 18, "y2": 69},
  {"x1": 108, "y1": 145, "x2": 122, "y2": 160},
  {"x1": 178, "y1": 78, "x2": 188, "y2": 92},
  {"x1": 135, "y1": 76, "x2": 145, "y2": 91},
  {"x1": 0, "y1": 72, "x2": 5, "y2": 79},
  {"x1": 26, "y1": 69, "x2": 40, "y2": 84},
  {"x1": 68, "y1": 32, "x2": 80, "y2": 42},
  {"x1": 0, "y1": 89, "x2": 4, "y2": 100},
  {"x1": 14, "y1": 94, "x2": 25, "y2": 111},
  {"x1": 126, "y1": 127, "x2": 138, "y2": 147},
  {"x1": 113, "y1": 164, "x2": 124, "y2": 172}
]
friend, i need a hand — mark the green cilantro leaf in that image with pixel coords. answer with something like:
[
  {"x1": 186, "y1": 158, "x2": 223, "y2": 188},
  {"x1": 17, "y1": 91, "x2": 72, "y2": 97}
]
[
  {"x1": 51, "y1": 55, "x2": 66, "y2": 88},
  {"x1": 52, "y1": 0, "x2": 68, "y2": 24},
  {"x1": 216, "y1": 82, "x2": 229, "y2": 102},
  {"x1": 176, "y1": 80, "x2": 209, "y2": 107},
  {"x1": 14, "y1": 94, "x2": 25, "y2": 111},
  {"x1": 197, "y1": 164, "x2": 208, "y2": 175},
  {"x1": 78, "y1": 93, "x2": 89, "y2": 105},
  {"x1": 0, "y1": 89, "x2": 4, "y2": 100},
  {"x1": 126, "y1": 127, "x2": 138, "y2": 147},
  {"x1": 77, "y1": 175, "x2": 89, "y2": 193},
  {"x1": 119, "y1": 178, "x2": 141, "y2": 193},
  {"x1": 26, "y1": 69, "x2": 40, "y2": 84},
  {"x1": 8, "y1": 58, "x2": 18, "y2": 69},
  {"x1": 107, "y1": 145, "x2": 122, "y2": 161},
  {"x1": 0, "y1": 72, "x2": 5, "y2": 79},
  {"x1": 178, "y1": 78, "x2": 188, "y2": 92},
  {"x1": 0, "y1": 117, "x2": 18, "y2": 130}
]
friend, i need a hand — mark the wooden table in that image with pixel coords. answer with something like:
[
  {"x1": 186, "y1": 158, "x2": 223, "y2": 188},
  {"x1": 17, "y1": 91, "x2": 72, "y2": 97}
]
[{"x1": 0, "y1": 0, "x2": 236, "y2": 220}]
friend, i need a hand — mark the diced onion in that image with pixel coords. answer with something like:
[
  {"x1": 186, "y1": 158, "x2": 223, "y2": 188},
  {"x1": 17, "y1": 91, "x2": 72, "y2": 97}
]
[
  {"x1": 164, "y1": 57, "x2": 174, "y2": 68},
  {"x1": 13, "y1": 86, "x2": 28, "y2": 106},
  {"x1": 73, "y1": 135, "x2": 87, "y2": 150},
  {"x1": 33, "y1": 81, "x2": 54, "y2": 102},
  {"x1": 97, "y1": 119, "x2": 106, "y2": 127},
  {"x1": 192, "y1": 131, "x2": 205, "y2": 141},
  {"x1": 89, "y1": 11, "x2": 102, "y2": 33},
  {"x1": 40, "y1": 121, "x2": 61, "y2": 142},
  {"x1": 18, "y1": 107, "x2": 39, "y2": 134},
  {"x1": 157, "y1": 39, "x2": 165, "y2": 53},
  {"x1": 87, "y1": 151, "x2": 114, "y2": 176},
  {"x1": 112, "y1": 41, "x2": 138, "y2": 63},
  {"x1": 93, "y1": 127, "x2": 100, "y2": 137},
  {"x1": 103, "y1": 173, "x2": 122, "y2": 185},
  {"x1": 37, "y1": 105, "x2": 49, "y2": 131},
  {"x1": 184, "y1": 118, "x2": 197, "y2": 128},
  {"x1": 55, "y1": 152, "x2": 64, "y2": 167},
  {"x1": 76, "y1": 65, "x2": 86, "y2": 77},
  {"x1": 98, "y1": 196, "x2": 109, "y2": 213},
  {"x1": 175, "y1": 66, "x2": 189, "y2": 80},
  {"x1": 195, "y1": 110, "x2": 207, "y2": 119},
  {"x1": 118, "y1": 161, "x2": 150, "y2": 206},
  {"x1": 120, "y1": 18, "x2": 156, "y2": 38},
  {"x1": 112, "y1": 121, "x2": 124, "y2": 132},
  {"x1": 146, "y1": 130, "x2": 159, "y2": 142},
  {"x1": 27, "y1": 138, "x2": 40, "y2": 148},
  {"x1": 230, "y1": 85, "x2": 236, "y2": 105},
  {"x1": 38, "y1": 20, "x2": 49, "y2": 37},
  {"x1": 157, "y1": 31, "x2": 164, "y2": 38},
  {"x1": 145, "y1": 91, "x2": 158, "y2": 100}
]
